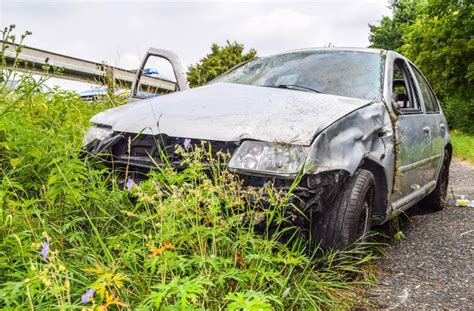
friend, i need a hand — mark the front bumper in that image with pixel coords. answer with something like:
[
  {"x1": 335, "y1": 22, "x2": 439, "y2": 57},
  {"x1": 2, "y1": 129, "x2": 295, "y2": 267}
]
[{"x1": 84, "y1": 132, "x2": 349, "y2": 217}]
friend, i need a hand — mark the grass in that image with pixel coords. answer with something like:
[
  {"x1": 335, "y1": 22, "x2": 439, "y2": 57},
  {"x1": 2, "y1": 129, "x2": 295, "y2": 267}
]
[
  {"x1": 451, "y1": 130, "x2": 474, "y2": 163},
  {"x1": 0, "y1": 28, "x2": 377, "y2": 310}
]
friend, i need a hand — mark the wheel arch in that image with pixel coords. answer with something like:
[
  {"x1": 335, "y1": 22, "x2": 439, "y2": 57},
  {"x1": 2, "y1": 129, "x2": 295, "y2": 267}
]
[{"x1": 359, "y1": 158, "x2": 389, "y2": 225}]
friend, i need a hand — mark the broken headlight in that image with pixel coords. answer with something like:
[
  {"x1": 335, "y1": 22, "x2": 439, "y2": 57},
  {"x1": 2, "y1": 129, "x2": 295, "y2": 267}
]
[
  {"x1": 228, "y1": 141, "x2": 309, "y2": 175},
  {"x1": 82, "y1": 125, "x2": 113, "y2": 148}
]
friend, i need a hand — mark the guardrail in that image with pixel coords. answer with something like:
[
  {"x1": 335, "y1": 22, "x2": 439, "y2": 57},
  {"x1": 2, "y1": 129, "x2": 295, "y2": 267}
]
[{"x1": 0, "y1": 41, "x2": 177, "y2": 91}]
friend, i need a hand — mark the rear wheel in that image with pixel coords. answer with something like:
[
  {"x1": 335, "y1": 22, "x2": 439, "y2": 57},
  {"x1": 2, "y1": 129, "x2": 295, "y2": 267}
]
[
  {"x1": 311, "y1": 169, "x2": 375, "y2": 250},
  {"x1": 419, "y1": 151, "x2": 450, "y2": 211}
]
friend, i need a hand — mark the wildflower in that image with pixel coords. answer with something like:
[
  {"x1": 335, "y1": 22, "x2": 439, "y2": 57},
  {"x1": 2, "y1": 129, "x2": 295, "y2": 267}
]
[
  {"x1": 183, "y1": 138, "x2": 191, "y2": 150},
  {"x1": 41, "y1": 242, "x2": 49, "y2": 260},
  {"x1": 148, "y1": 241, "x2": 174, "y2": 258},
  {"x1": 125, "y1": 178, "x2": 134, "y2": 190},
  {"x1": 81, "y1": 288, "x2": 95, "y2": 303}
]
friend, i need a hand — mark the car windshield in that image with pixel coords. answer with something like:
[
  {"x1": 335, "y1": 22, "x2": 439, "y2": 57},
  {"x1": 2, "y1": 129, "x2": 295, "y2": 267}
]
[{"x1": 215, "y1": 50, "x2": 384, "y2": 101}]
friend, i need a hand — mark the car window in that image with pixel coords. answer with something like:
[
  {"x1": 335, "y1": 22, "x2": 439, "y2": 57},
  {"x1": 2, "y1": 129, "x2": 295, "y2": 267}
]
[
  {"x1": 215, "y1": 51, "x2": 384, "y2": 101},
  {"x1": 410, "y1": 64, "x2": 440, "y2": 113},
  {"x1": 392, "y1": 59, "x2": 421, "y2": 113}
]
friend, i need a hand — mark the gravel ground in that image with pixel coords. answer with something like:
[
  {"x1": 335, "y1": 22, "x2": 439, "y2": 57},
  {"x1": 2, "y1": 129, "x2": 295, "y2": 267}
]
[{"x1": 366, "y1": 158, "x2": 474, "y2": 309}]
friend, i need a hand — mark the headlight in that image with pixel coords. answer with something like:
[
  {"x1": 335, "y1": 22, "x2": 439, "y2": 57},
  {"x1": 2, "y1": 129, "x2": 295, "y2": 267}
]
[
  {"x1": 228, "y1": 141, "x2": 309, "y2": 175},
  {"x1": 82, "y1": 125, "x2": 113, "y2": 147}
]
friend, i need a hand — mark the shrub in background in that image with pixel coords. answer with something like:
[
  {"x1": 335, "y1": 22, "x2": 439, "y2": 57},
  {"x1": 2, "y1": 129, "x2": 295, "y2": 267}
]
[
  {"x1": 443, "y1": 96, "x2": 474, "y2": 134},
  {"x1": 187, "y1": 41, "x2": 257, "y2": 88}
]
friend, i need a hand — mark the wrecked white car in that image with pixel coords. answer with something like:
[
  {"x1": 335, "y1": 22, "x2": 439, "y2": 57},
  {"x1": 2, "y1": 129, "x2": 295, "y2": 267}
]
[{"x1": 83, "y1": 48, "x2": 451, "y2": 249}]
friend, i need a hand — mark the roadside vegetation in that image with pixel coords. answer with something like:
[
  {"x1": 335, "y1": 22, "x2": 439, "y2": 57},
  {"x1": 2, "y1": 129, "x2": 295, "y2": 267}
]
[
  {"x1": 187, "y1": 41, "x2": 257, "y2": 88},
  {"x1": 0, "y1": 27, "x2": 377, "y2": 310},
  {"x1": 451, "y1": 131, "x2": 474, "y2": 163}
]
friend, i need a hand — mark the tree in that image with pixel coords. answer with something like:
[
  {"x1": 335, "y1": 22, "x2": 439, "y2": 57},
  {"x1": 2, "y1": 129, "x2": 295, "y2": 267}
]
[
  {"x1": 400, "y1": 0, "x2": 474, "y2": 98},
  {"x1": 187, "y1": 41, "x2": 257, "y2": 88},
  {"x1": 368, "y1": 0, "x2": 418, "y2": 50}
]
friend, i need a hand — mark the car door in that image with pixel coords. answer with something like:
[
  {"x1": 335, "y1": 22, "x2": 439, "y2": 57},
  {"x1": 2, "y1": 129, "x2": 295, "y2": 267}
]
[
  {"x1": 408, "y1": 63, "x2": 445, "y2": 178},
  {"x1": 390, "y1": 57, "x2": 436, "y2": 208},
  {"x1": 130, "y1": 48, "x2": 189, "y2": 102}
]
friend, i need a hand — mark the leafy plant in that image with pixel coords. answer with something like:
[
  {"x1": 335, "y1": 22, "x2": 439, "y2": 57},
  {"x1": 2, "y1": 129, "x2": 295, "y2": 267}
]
[{"x1": 187, "y1": 41, "x2": 257, "y2": 87}]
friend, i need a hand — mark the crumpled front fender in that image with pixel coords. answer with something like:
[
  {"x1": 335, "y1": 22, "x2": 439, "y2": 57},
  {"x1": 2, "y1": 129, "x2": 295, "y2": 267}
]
[{"x1": 305, "y1": 102, "x2": 394, "y2": 187}]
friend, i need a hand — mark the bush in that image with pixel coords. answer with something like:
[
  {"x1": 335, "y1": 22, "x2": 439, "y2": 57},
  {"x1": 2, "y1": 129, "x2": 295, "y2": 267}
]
[
  {"x1": 442, "y1": 95, "x2": 474, "y2": 134},
  {"x1": 187, "y1": 41, "x2": 257, "y2": 88}
]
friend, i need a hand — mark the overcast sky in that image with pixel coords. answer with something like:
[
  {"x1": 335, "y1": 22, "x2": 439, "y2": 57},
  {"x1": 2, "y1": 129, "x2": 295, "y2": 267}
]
[{"x1": 0, "y1": 0, "x2": 391, "y2": 90}]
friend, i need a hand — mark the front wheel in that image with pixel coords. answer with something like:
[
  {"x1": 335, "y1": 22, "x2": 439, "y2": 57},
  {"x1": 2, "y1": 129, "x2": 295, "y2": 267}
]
[{"x1": 310, "y1": 169, "x2": 375, "y2": 250}]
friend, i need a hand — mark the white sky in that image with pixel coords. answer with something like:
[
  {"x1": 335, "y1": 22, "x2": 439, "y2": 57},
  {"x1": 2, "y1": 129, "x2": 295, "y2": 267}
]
[{"x1": 0, "y1": 0, "x2": 391, "y2": 90}]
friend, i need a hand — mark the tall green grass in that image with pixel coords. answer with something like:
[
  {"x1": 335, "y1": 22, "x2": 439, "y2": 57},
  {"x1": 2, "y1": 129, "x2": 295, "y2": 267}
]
[
  {"x1": 1, "y1": 27, "x2": 377, "y2": 310},
  {"x1": 451, "y1": 130, "x2": 474, "y2": 163}
]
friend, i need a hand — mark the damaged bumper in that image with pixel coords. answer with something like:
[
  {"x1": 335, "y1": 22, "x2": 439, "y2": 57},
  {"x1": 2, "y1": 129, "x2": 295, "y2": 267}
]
[{"x1": 83, "y1": 132, "x2": 350, "y2": 217}]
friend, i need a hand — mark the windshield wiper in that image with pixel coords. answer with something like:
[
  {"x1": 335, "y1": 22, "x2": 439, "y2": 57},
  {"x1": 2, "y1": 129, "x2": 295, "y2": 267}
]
[{"x1": 264, "y1": 84, "x2": 322, "y2": 94}]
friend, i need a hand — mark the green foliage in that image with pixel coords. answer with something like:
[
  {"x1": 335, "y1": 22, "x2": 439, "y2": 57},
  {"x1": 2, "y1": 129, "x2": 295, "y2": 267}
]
[
  {"x1": 400, "y1": 0, "x2": 474, "y2": 99},
  {"x1": 368, "y1": 0, "x2": 418, "y2": 51},
  {"x1": 451, "y1": 131, "x2": 474, "y2": 163},
  {"x1": 443, "y1": 96, "x2": 474, "y2": 134},
  {"x1": 369, "y1": 0, "x2": 474, "y2": 133},
  {"x1": 187, "y1": 41, "x2": 257, "y2": 87}
]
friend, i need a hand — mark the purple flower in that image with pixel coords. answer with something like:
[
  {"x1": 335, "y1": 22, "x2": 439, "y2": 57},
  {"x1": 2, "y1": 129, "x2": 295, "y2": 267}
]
[
  {"x1": 81, "y1": 288, "x2": 95, "y2": 303},
  {"x1": 41, "y1": 242, "x2": 49, "y2": 260},
  {"x1": 125, "y1": 178, "x2": 134, "y2": 190},
  {"x1": 183, "y1": 138, "x2": 191, "y2": 150}
]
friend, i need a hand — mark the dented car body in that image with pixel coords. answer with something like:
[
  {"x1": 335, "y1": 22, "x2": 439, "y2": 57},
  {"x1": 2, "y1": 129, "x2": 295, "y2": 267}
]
[{"x1": 83, "y1": 48, "x2": 451, "y2": 249}]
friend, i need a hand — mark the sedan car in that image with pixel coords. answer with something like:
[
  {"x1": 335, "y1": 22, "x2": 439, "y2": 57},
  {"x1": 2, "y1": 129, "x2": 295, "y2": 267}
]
[{"x1": 83, "y1": 48, "x2": 451, "y2": 250}]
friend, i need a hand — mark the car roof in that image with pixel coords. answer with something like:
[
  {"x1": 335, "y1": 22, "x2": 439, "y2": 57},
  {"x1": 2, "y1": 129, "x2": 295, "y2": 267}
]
[{"x1": 265, "y1": 47, "x2": 386, "y2": 58}]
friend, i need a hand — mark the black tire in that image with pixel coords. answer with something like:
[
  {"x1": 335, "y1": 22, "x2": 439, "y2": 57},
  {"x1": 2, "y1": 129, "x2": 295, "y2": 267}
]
[
  {"x1": 311, "y1": 169, "x2": 375, "y2": 250},
  {"x1": 418, "y1": 151, "x2": 450, "y2": 211}
]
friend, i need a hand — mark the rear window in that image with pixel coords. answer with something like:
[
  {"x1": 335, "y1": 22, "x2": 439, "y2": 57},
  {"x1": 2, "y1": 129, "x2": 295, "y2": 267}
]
[{"x1": 410, "y1": 64, "x2": 440, "y2": 113}]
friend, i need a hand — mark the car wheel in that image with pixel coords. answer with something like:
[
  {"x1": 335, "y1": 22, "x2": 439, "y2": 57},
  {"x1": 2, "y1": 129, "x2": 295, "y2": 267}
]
[
  {"x1": 311, "y1": 169, "x2": 375, "y2": 250},
  {"x1": 419, "y1": 151, "x2": 450, "y2": 211}
]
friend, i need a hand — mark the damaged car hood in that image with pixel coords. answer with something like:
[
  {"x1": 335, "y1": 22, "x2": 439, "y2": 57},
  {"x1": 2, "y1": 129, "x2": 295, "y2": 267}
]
[{"x1": 91, "y1": 82, "x2": 372, "y2": 146}]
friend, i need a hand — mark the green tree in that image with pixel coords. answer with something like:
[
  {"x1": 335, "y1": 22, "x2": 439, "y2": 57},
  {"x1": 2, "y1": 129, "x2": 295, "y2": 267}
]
[
  {"x1": 187, "y1": 41, "x2": 257, "y2": 88},
  {"x1": 368, "y1": 0, "x2": 418, "y2": 50},
  {"x1": 400, "y1": 0, "x2": 474, "y2": 98}
]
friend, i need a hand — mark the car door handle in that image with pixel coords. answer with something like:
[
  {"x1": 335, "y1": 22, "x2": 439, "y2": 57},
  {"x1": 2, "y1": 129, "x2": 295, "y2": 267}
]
[{"x1": 423, "y1": 126, "x2": 431, "y2": 133}]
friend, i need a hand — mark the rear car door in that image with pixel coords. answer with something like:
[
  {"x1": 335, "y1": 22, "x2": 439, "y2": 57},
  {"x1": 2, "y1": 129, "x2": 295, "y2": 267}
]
[{"x1": 409, "y1": 63, "x2": 445, "y2": 178}]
